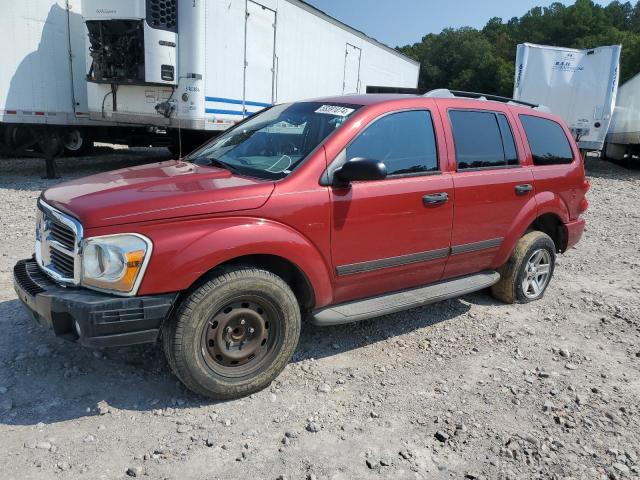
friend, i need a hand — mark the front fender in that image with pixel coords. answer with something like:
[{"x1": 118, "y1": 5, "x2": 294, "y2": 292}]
[
  {"x1": 492, "y1": 192, "x2": 569, "y2": 268},
  {"x1": 116, "y1": 217, "x2": 333, "y2": 306}
]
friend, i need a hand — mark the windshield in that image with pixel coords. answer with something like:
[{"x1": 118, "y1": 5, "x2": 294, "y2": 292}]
[{"x1": 187, "y1": 102, "x2": 361, "y2": 179}]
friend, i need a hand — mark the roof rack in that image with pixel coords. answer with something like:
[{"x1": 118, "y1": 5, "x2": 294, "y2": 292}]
[{"x1": 424, "y1": 89, "x2": 549, "y2": 111}]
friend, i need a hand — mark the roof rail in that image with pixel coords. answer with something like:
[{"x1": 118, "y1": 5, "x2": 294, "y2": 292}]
[{"x1": 424, "y1": 89, "x2": 548, "y2": 111}]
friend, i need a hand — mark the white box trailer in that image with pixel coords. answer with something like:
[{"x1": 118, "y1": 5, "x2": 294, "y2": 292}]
[
  {"x1": 0, "y1": 0, "x2": 171, "y2": 163},
  {"x1": 0, "y1": 0, "x2": 94, "y2": 156},
  {"x1": 513, "y1": 43, "x2": 621, "y2": 151},
  {"x1": 605, "y1": 72, "x2": 640, "y2": 161},
  {"x1": 82, "y1": 0, "x2": 420, "y2": 151}
]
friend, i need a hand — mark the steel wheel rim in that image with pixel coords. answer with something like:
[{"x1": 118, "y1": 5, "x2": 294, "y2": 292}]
[
  {"x1": 63, "y1": 130, "x2": 83, "y2": 151},
  {"x1": 522, "y1": 248, "x2": 552, "y2": 299},
  {"x1": 200, "y1": 296, "x2": 280, "y2": 378}
]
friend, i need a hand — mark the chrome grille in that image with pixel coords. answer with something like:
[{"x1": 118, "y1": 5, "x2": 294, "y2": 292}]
[
  {"x1": 50, "y1": 221, "x2": 75, "y2": 250},
  {"x1": 35, "y1": 201, "x2": 83, "y2": 285},
  {"x1": 50, "y1": 249, "x2": 75, "y2": 277}
]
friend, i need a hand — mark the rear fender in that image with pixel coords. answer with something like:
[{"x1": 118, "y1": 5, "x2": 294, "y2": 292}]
[{"x1": 492, "y1": 192, "x2": 569, "y2": 268}]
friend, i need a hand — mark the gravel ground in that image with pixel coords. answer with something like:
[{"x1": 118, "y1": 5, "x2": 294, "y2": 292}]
[{"x1": 0, "y1": 150, "x2": 639, "y2": 480}]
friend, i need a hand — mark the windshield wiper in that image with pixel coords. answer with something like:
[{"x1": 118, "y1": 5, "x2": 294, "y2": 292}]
[{"x1": 191, "y1": 157, "x2": 241, "y2": 174}]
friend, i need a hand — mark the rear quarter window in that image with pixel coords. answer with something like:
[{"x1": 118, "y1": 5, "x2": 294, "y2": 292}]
[{"x1": 519, "y1": 115, "x2": 575, "y2": 166}]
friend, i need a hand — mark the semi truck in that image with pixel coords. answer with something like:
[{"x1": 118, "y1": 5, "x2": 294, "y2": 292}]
[
  {"x1": 605, "y1": 72, "x2": 640, "y2": 163},
  {"x1": 513, "y1": 43, "x2": 621, "y2": 151},
  {"x1": 82, "y1": 0, "x2": 420, "y2": 154}
]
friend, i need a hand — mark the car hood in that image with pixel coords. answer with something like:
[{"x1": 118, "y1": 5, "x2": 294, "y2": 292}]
[{"x1": 42, "y1": 160, "x2": 275, "y2": 229}]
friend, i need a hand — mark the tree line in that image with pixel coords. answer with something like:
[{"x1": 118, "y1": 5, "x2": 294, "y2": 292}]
[{"x1": 398, "y1": 0, "x2": 640, "y2": 96}]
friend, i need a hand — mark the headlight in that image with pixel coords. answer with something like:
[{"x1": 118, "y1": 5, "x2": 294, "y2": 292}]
[{"x1": 81, "y1": 234, "x2": 152, "y2": 295}]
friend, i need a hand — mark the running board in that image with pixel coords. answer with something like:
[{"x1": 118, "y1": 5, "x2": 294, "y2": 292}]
[{"x1": 311, "y1": 271, "x2": 500, "y2": 326}]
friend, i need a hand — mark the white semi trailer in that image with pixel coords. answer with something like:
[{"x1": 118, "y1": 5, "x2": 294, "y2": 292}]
[
  {"x1": 513, "y1": 43, "x2": 621, "y2": 151},
  {"x1": 0, "y1": 0, "x2": 95, "y2": 157},
  {"x1": 0, "y1": 0, "x2": 175, "y2": 168},
  {"x1": 82, "y1": 0, "x2": 420, "y2": 153},
  {"x1": 605, "y1": 73, "x2": 640, "y2": 163}
]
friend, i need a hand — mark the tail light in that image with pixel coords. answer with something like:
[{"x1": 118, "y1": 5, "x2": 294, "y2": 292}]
[
  {"x1": 577, "y1": 179, "x2": 590, "y2": 214},
  {"x1": 579, "y1": 197, "x2": 589, "y2": 214}
]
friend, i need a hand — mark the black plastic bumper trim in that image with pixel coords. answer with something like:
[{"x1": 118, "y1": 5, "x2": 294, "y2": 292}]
[{"x1": 14, "y1": 259, "x2": 177, "y2": 348}]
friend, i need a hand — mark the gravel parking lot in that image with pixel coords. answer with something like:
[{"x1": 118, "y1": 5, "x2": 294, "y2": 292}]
[{"x1": 0, "y1": 150, "x2": 639, "y2": 480}]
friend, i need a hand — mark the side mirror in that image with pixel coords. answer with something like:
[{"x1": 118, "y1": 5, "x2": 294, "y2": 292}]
[{"x1": 333, "y1": 157, "x2": 387, "y2": 186}]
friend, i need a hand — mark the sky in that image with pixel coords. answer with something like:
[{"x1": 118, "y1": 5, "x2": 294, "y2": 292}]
[{"x1": 304, "y1": 0, "x2": 610, "y2": 47}]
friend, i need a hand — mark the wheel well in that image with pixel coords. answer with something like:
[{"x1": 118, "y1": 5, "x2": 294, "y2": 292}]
[
  {"x1": 192, "y1": 254, "x2": 316, "y2": 311},
  {"x1": 528, "y1": 214, "x2": 566, "y2": 253}
]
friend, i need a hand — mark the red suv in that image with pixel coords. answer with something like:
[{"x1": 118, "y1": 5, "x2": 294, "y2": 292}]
[{"x1": 14, "y1": 91, "x2": 589, "y2": 399}]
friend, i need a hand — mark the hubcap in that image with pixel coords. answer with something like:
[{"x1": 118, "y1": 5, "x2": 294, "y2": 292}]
[
  {"x1": 201, "y1": 298, "x2": 276, "y2": 377},
  {"x1": 522, "y1": 249, "x2": 552, "y2": 299}
]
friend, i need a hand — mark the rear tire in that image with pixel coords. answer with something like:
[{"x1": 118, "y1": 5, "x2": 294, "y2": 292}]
[
  {"x1": 491, "y1": 231, "x2": 556, "y2": 304},
  {"x1": 162, "y1": 267, "x2": 301, "y2": 399}
]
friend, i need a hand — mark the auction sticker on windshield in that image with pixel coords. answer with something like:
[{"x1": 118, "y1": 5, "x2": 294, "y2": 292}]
[{"x1": 315, "y1": 105, "x2": 355, "y2": 117}]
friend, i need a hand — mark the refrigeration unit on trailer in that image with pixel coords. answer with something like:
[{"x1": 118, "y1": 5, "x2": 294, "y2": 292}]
[
  {"x1": 605, "y1": 72, "x2": 640, "y2": 162},
  {"x1": 0, "y1": 0, "x2": 95, "y2": 157},
  {"x1": 82, "y1": 0, "x2": 420, "y2": 151},
  {"x1": 513, "y1": 43, "x2": 621, "y2": 151}
]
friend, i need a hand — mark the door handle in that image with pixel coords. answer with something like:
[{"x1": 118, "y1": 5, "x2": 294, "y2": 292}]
[
  {"x1": 515, "y1": 184, "x2": 533, "y2": 196},
  {"x1": 423, "y1": 192, "x2": 449, "y2": 206}
]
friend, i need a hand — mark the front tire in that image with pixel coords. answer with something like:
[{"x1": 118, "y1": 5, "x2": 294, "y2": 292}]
[
  {"x1": 491, "y1": 231, "x2": 556, "y2": 304},
  {"x1": 163, "y1": 267, "x2": 301, "y2": 400}
]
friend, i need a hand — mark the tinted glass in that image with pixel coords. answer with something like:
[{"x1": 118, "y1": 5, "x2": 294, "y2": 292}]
[
  {"x1": 188, "y1": 102, "x2": 361, "y2": 179},
  {"x1": 520, "y1": 115, "x2": 574, "y2": 165},
  {"x1": 450, "y1": 110, "x2": 511, "y2": 169},
  {"x1": 346, "y1": 110, "x2": 438, "y2": 176},
  {"x1": 497, "y1": 114, "x2": 519, "y2": 166}
]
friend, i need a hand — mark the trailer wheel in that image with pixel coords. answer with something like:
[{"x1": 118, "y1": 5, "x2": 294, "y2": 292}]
[
  {"x1": 62, "y1": 129, "x2": 93, "y2": 156},
  {"x1": 162, "y1": 267, "x2": 301, "y2": 399},
  {"x1": 603, "y1": 142, "x2": 627, "y2": 163},
  {"x1": 4, "y1": 125, "x2": 37, "y2": 153}
]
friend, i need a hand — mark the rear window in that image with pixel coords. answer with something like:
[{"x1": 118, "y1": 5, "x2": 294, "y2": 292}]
[
  {"x1": 450, "y1": 110, "x2": 519, "y2": 170},
  {"x1": 519, "y1": 115, "x2": 574, "y2": 166}
]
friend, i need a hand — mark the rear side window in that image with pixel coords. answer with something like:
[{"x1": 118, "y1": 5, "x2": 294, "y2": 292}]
[
  {"x1": 450, "y1": 111, "x2": 519, "y2": 170},
  {"x1": 346, "y1": 110, "x2": 438, "y2": 176},
  {"x1": 519, "y1": 115, "x2": 574, "y2": 165}
]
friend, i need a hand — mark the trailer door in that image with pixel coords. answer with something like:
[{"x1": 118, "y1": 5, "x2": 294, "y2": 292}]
[
  {"x1": 343, "y1": 44, "x2": 362, "y2": 94},
  {"x1": 244, "y1": 1, "x2": 276, "y2": 115}
]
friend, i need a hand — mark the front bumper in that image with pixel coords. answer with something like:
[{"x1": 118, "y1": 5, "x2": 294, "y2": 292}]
[{"x1": 13, "y1": 259, "x2": 177, "y2": 348}]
